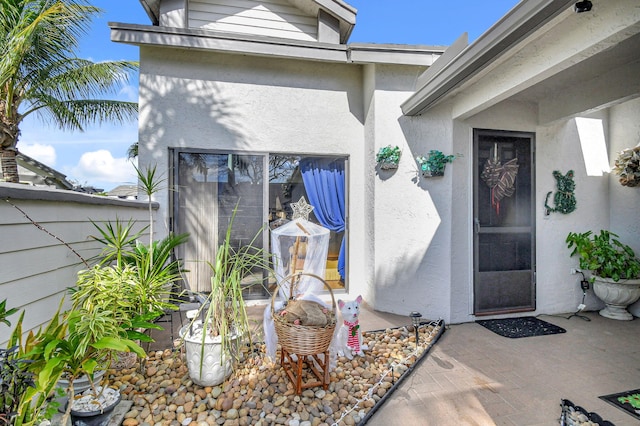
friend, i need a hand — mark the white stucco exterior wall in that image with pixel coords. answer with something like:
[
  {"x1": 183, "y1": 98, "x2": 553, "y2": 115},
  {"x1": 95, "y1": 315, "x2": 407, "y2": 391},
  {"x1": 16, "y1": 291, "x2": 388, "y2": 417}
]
[
  {"x1": 367, "y1": 65, "x2": 453, "y2": 321},
  {"x1": 610, "y1": 98, "x2": 640, "y2": 317},
  {"x1": 138, "y1": 47, "x2": 434, "y2": 303},
  {"x1": 609, "y1": 98, "x2": 640, "y2": 253}
]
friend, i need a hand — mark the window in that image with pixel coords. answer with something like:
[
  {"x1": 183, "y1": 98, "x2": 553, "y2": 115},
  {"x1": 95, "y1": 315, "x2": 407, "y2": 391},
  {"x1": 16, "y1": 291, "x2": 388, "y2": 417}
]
[{"x1": 173, "y1": 150, "x2": 347, "y2": 298}]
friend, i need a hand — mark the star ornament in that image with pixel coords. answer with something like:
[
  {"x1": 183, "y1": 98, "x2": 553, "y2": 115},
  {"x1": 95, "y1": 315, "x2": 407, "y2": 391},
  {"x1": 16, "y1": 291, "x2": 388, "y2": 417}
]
[{"x1": 291, "y1": 196, "x2": 314, "y2": 220}]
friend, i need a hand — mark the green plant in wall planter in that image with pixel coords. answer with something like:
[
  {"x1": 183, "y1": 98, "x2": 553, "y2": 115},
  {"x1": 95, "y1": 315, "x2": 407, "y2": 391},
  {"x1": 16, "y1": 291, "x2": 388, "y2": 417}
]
[
  {"x1": 416, "y1": 150, "x2": 457, "y2": 177},
  {"x1": 376, "y1": 145, "x2": 402, "y2": 170}
]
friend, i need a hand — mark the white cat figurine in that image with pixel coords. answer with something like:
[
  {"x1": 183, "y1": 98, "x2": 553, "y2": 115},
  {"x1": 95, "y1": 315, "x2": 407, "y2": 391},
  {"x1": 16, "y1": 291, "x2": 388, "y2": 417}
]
[{"x1": 335, "y1": 295, "x2": 369, "y2": 360}]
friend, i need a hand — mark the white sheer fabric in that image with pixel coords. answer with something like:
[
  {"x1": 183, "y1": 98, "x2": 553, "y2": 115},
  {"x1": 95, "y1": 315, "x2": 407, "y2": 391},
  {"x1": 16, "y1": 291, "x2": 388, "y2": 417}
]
[{"x1": 264, "y1": 219, "x2": 330, "y2": 361}]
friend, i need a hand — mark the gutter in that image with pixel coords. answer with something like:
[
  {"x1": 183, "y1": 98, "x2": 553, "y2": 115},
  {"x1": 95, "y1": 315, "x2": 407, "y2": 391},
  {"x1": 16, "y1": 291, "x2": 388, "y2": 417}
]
[{"x1": 401, "y1": 0, "x2": 576, "y2": 116}]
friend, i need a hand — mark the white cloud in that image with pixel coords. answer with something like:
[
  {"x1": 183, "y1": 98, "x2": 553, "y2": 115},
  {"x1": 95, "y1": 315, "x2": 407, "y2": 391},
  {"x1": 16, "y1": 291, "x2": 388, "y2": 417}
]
[
  {"x1": 20, "y1": 143, "x2": 57, "y2": 166},
  {"x1": 119, "y1": 84, "x2": 139, "y2": 102},
  {"x1": 70, "y1": 149, "x2": 136, "y2": 186}
]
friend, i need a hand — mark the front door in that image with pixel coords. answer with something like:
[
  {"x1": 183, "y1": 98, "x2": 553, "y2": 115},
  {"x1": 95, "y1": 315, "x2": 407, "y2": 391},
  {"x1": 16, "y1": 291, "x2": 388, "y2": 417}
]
[{"x1": 473, "y1": 129, "x2": 535, "y2": 315}]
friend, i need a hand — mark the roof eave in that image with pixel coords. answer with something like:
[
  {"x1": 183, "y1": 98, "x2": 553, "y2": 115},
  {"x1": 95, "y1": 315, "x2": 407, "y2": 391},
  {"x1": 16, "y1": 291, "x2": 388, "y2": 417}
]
[
  {"x1": 401, "y1": 0, "x2": 576, "y2": 116},
  {"x1": 110, "y1": 22, "x2": 442, "y2": 66}
]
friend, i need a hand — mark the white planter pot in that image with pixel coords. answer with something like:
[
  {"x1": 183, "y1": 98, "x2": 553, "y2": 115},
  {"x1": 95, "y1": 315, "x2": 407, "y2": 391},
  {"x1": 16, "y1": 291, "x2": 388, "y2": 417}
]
[
  {"x1": 592, "y1": 276, "x2": 640, "y2": 320},
  {"x1": 179, "y1": 325, "x2": 234, "y2": 386}
]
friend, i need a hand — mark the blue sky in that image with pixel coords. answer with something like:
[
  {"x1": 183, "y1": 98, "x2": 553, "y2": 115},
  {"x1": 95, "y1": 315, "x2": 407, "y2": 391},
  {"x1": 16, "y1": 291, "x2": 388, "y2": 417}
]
[{"x1": 18, "y1": 0, "x2": 519, "y2": 191}]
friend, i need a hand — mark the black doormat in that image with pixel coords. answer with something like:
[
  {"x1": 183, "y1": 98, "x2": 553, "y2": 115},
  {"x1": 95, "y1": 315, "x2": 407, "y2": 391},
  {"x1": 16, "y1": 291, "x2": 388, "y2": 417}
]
[
  {"x1": 599, "y1": 388, "x2": 640, "y2": 421},
  {"x1": 475, "y1": 316, "x2": 566, "y2": 338}
]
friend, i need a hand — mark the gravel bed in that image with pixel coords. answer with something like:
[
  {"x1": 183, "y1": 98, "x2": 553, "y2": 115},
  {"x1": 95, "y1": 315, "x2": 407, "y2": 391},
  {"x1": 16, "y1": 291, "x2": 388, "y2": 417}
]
[{"x1": 108, "y1": 321, "x2": 443, "y2": 426}]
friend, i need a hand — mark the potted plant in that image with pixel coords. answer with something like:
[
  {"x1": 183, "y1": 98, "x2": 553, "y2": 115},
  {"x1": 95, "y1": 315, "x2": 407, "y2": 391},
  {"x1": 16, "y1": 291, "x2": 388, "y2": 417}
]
[
  {"x1": 416, "y1": 150, "x2": 457, "y2": 177},
  {"x1": 566, "y1": 230, "x2": 640, "y2": 320},
  {"x1": 612, "y1": 145, "x2": 640, "y2": 187},
  {"x1": 376, "y1": 145, "x2": 402, "y2": 170},
  {"x1": 180, "y1": 205, "x2": 271, "y2": 386}
]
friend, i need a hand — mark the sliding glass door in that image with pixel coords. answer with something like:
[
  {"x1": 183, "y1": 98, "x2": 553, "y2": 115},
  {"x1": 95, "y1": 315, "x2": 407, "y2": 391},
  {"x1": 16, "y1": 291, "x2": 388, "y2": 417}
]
[{"x1": 173, "y1": 150, "x2": 347, "y2": 298}]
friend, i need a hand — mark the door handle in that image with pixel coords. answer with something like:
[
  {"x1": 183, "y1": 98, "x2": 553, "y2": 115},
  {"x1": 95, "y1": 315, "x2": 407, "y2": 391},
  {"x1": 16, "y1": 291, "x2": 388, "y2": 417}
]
[{"x1": 474, "y1": 218, "x2": 480, "y2": 234}]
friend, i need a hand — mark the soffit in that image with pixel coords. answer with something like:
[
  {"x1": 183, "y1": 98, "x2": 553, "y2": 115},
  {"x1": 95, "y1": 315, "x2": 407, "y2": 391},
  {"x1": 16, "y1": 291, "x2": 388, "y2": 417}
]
[
  {"x1": 403, "y1": 0, "x2": 640, "y2": 117},
  {"x1": 401, "y1": 0, "x2": 577, "y2": 115}
]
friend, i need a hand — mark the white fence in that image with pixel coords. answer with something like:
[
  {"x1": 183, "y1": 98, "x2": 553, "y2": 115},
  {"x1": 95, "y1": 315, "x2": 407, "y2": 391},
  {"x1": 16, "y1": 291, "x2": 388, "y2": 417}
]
[{"x1": 0, "y1": 183, "x2": 155, "y2": 345}]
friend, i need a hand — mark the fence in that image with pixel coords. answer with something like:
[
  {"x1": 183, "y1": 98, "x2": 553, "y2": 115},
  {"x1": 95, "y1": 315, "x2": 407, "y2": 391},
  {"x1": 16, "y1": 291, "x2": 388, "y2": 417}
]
[{"x1": 0, "y1": 183, "x2": 155, "y2": 344}]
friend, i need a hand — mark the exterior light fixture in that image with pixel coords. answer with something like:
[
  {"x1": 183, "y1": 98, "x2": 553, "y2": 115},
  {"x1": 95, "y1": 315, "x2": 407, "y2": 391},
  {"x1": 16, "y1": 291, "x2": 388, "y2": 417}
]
[
  {"x1": 409, "y1": 311, "x2": 422, "y2": 346},
  {"x1": 574, "y1": 0, "x2": 592, "y2": 12}
]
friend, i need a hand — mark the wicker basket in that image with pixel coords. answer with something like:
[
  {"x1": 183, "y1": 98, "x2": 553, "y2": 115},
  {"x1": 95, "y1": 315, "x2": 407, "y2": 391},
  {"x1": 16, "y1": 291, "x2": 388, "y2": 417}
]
[{"x1": 271, "y1": 272, "x2": 336, "y2": 356}]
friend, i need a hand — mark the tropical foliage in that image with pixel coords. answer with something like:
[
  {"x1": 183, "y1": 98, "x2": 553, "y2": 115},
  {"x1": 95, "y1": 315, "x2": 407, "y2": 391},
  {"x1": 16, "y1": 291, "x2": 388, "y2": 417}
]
[
  {"x1": 0, "y1": 0, "x2": 138, "y2": 182},
  {"x1": 566, "y1": 230, "x2": 640, "y2": 282},
  {"x1": 416, "y1": 150, "x2": 457, "y2": 177}
]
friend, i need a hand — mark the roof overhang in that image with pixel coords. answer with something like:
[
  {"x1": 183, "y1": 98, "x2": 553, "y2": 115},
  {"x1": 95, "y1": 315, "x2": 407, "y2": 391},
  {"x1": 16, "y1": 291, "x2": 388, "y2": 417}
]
[
  {"x1": 110, "y1": 22, "x2": 442, "y2": 66},
  {"x1": 401, "y1": 0, "x2": 577, "y2": 116}
]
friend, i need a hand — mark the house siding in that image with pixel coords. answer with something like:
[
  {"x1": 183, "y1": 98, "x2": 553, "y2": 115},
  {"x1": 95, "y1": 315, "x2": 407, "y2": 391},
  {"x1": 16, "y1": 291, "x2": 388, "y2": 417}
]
[
  {"x1": 0, "y1": 185, "x2": 152, "y2": 345},
  {"x1": 188, "y1": 0, "x2": 318, "y2": 41}
]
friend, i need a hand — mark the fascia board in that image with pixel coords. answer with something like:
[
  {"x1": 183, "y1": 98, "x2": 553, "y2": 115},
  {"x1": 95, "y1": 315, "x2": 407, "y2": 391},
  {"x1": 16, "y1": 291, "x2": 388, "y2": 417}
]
[
  {"x1": 349, "y1": 43, "x2": 444, "y2": 67},
  {"x1": 110, "y1": 23, "x2": 443, "y2": 66},
  {"x1": 110, "y1": 23, "x2": 348, "y2": 63},
  {"x1": 401, "y1": 0, "x2": 576, "y2": 116}
]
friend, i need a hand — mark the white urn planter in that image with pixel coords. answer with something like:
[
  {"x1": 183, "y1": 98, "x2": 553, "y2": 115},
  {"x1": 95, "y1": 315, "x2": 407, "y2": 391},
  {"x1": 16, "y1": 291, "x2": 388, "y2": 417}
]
[
  {"x1": 179, "y1": 324, "x2": 235, "y2": 386},
  {"x1": 592, "y1": 276, "x2": 640, "y2": 321}
]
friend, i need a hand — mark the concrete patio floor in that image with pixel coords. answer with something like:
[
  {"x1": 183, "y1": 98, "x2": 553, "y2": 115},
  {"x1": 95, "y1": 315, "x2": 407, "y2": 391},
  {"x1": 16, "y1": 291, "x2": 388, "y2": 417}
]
[{"x1": 153, "y1": 305, "x2": 640, "y2": 426}]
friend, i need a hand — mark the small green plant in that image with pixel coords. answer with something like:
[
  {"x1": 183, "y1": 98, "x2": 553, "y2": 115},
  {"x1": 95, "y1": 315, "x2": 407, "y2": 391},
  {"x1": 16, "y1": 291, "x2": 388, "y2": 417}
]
[
  {"x1": 376, "y1": 145, "x2": 401, "y2": 169},
  {"x1": 416, "y1": 150, "x2": 457, "y2": 177},
  {"x1": 0, "y1": 301, "x2": 34, "y2": 426},
  {"x1": 0, "y1": 299, "x2": 18, "y2": 327},
  {"x1": 566, "y1": 230, "x2": 640, "y2": 281}
]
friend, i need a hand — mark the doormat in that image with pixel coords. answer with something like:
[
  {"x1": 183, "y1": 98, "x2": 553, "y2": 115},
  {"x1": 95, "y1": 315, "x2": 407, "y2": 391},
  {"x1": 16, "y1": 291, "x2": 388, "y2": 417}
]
[
  {"x1": 560, "y1": 399, "x2": 615, "y2": 426},
  {"x1": 475, "y1": 316, "x2": 566, "y2": 338},
  {"x1": 599, "y1": 388, "x2": 640, "y2": 421}
]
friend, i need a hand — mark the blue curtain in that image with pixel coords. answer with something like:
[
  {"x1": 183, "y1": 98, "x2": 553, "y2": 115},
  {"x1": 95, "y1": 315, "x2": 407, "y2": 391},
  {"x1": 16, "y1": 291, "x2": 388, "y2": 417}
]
[{"x1": 300, "y1": 158, "x2": 346, "y2": 280}]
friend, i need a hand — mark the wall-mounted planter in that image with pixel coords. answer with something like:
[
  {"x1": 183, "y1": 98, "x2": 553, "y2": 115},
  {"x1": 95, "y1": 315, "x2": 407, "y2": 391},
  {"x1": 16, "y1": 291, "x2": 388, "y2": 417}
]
[
  {"x1": 416, "y1": 150, "x2": 457, "y2": 178},
  {"x1": 421, "y1": 168, "x2": 445, "y2": 178},
  {"x1": 376, "y1": 145, "x2": 401, "y2": 170}
]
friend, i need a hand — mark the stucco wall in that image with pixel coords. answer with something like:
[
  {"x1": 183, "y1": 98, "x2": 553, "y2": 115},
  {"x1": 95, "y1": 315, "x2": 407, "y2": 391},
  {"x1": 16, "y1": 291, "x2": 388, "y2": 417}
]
[
  {"x1": 609, "y1": 98, "x2": 640, "y2": 251},
  {"x1": 369, "y1": 65, "x2": 453, "y2": 320},
  {"x1": 135, "y1": 38, "x2": 639, "y2": 323},
  {"x1": 534, "y1": 112, "x2": 610, "y2": 315},
  {"x1": 138, "y1": 47, "x2": 371, "y2": 296},
  {"x1": 610, "y1": 98, "x2": 640, "y2": 316}
]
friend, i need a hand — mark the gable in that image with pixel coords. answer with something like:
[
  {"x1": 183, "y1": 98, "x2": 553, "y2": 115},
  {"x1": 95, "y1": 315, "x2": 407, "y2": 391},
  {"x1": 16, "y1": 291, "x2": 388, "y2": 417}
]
[{"x1": 189, "y1": 0, "x2": 318, "y2": 42}]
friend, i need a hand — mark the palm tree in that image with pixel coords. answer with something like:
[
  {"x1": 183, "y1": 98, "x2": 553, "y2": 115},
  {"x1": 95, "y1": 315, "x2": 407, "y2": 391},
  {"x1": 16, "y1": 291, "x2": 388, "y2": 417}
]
[{"x1": 0, "y1": 0, "x2": 138, "y2": 183}]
